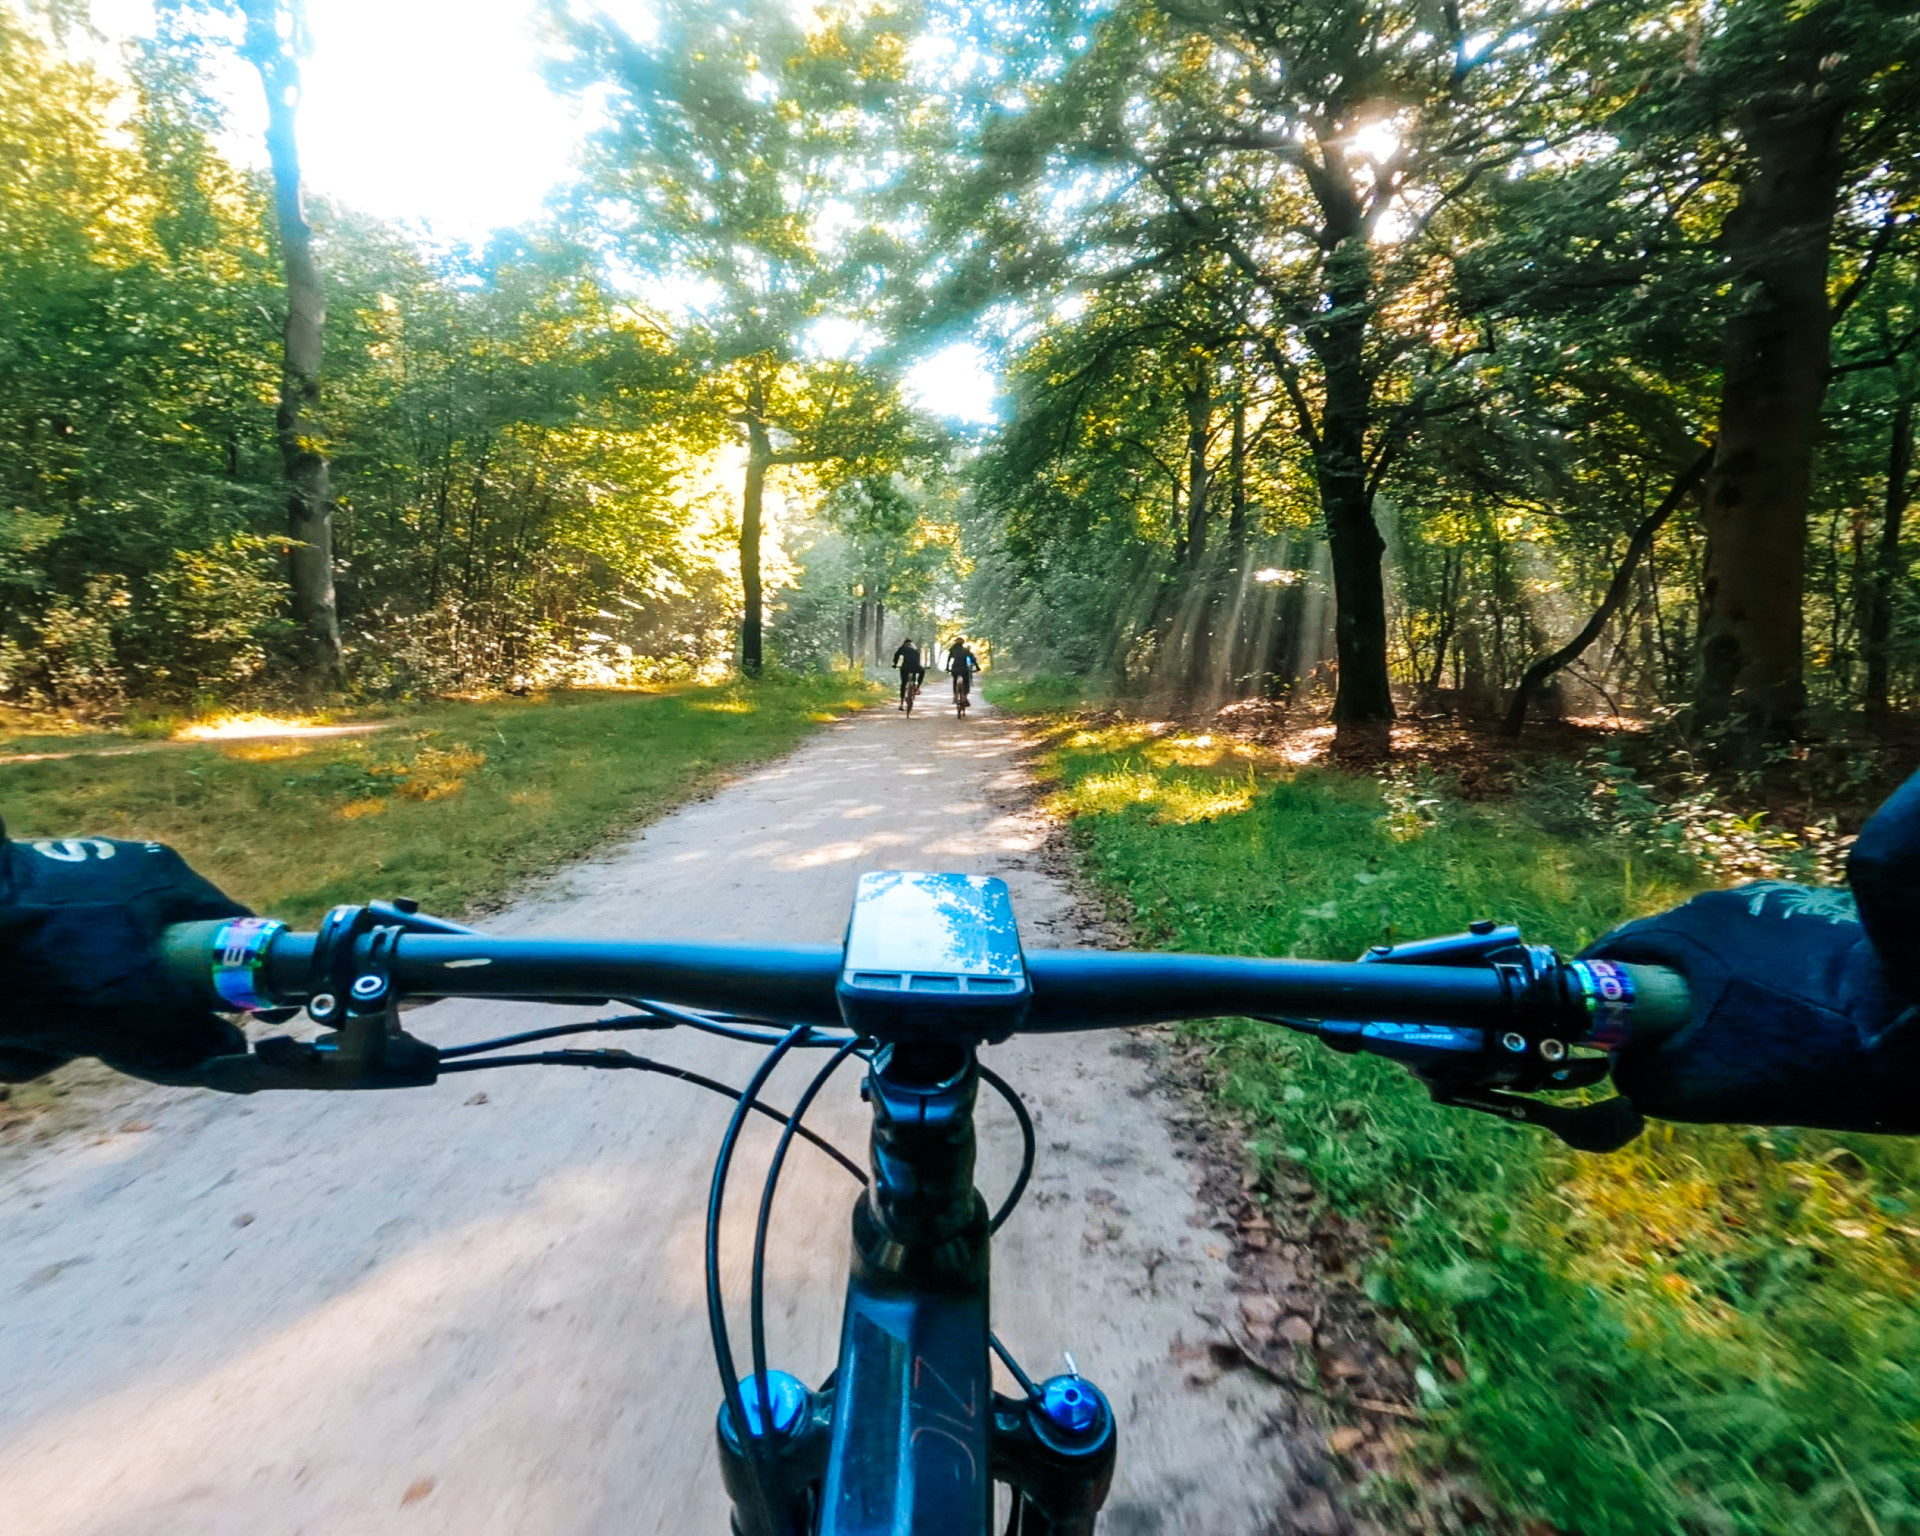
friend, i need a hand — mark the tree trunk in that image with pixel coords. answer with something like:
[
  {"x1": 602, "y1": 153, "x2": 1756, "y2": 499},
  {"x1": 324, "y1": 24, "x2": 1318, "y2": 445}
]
[
  {"x1": 1865, "y1": 397, "x2": 1914, "y2": 717},
  {"x1": 1426, "y1": 549, "x2": 1458, "y2": 693},
  {"x1": 873, "y1": 601, "x2": 886, "y2": 662},
  {"x1": 1310, "y1": 234, "x2": 1394, "y2": 727},
  {"x1": 1228, "y1": 393, "x2": 1247, "y2": 564},
  {"x1": 1696, "y1": 87, "x2": 1847, "y2": 739},
  {"x1": 740, "y1": 414, "x2": 770, "y2": 673},
  {"x1": 1183, "y1": 372, "x2": 1211, "y2": 569},
  {"x1": 241, "y1": 0, "x2": 339, "y2": 682},
  {"x1": 1226, "y1": 394, "x2": 1249, "y2": 690}
]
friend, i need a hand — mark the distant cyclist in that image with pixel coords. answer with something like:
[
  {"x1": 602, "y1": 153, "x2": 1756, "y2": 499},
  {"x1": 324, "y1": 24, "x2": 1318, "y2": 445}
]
[
  {"x1": 891, "y1": 637, "x2": 925, "y2": 713},
  {"x1": 946, "y1": 636, "x2": 979, "y2": 711}
]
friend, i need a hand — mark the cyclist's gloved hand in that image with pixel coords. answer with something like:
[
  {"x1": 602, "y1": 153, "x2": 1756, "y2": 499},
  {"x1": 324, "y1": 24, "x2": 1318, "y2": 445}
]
[
  {"x1": 0, "y1": 817, "x2": 252, "y2": 1083},
  {"x1": 1581, "y1": 768, "x2": 1920, "y2": 1135}
]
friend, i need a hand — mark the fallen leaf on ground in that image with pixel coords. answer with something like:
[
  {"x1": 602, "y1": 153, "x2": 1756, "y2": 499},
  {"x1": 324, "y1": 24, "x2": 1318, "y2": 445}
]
[{"x1": 401, "y1": 1478, "x2": 435, "y2": 1506}]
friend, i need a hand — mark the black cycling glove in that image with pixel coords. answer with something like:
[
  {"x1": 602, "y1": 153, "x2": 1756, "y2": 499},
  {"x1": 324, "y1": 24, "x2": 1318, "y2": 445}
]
[
  {"x1": 0, "y1": 817, "x2": 252, "y2": 1082},
  {"x1": 1581, "y1": 769, "x2": 1920, "y2": 1135}
]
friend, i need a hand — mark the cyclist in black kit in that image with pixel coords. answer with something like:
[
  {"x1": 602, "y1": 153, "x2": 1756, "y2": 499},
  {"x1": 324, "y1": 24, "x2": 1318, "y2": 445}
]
[
  {"x1": 890, "y1": 637, "x2": 925, "y2": 712},
  {"x1": 946, "y1": 636, "x2": 979, "y2": 709}
]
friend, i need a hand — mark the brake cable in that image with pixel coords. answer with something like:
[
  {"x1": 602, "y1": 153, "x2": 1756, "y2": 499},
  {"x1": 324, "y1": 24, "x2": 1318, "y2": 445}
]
[{"x1": 436, "y1": 1048, "x2": 867, "y2": 1183}]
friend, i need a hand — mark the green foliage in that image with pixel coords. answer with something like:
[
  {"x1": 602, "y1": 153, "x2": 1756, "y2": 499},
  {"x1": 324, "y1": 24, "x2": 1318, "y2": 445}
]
[
  {"x1": 774, "y1": 471, "x2": 965, "y2": 668},
  {"x1": 0, "y1": 5, "x2": 756, "y2": 706},
  {"x1": 1038, "y1": 718, "x2": 1920, "y2": 1536},
  {"x1": 917, "y1": 0, "x2": 1920, "y2": 719}
]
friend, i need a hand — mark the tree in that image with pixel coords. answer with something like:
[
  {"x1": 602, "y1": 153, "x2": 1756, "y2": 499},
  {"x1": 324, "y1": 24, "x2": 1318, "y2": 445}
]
[
  {"x1": 1539, "y1": 0, "x2": 1920, "y2": 738},
  {"x1": 916, "y1": 0, "x2": 1565, "y2": 731},
  {"x1": 1687, "y1": 2, "x2": 1913, "y2": 737},
  {"x1": 547, "y1": 0, "x2": 923, "y2": 671},
  {"x1": 233, "y1": 0, "x2": 339, "y2": 680}
]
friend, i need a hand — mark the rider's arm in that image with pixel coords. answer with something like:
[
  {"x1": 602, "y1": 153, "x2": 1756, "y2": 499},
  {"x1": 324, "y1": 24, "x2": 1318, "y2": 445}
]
[
  {"x1": 1584, "y1": 769, "x2": 1920, "y2": 1135},
  {"x1": 1845, "y1": 767, "x2": 1920, "y2": 1000},
  {"x1": 0, "y1": 819, "x2": 252, "y2": 1082}
]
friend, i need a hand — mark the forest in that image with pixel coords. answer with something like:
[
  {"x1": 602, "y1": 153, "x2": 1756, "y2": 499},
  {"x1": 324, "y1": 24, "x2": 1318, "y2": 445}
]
[
  {"x1": 5, "y1": 0, "x2": 1916, "y2": 750},
  {"x1": 6, "y1": 0, "x2": 1920, "y2": 1533}
]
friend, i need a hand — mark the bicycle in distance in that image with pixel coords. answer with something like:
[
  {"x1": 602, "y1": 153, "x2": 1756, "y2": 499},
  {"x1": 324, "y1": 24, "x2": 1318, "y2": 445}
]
[{"x1": 158, "y1": 871, "x2": 1688, "y2": 1532}]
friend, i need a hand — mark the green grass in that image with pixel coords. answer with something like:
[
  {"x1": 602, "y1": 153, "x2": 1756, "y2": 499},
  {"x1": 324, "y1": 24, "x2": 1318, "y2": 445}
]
[
  {"x1": 980, "y1": 672, "x2": 1108, "y2": 714},
  {"x1": 1034, "y1": 716, "x2": 1920, "y2": 1536},
  {"x1": 0, "y1": 675, "x2": 877, "y2": 924}
]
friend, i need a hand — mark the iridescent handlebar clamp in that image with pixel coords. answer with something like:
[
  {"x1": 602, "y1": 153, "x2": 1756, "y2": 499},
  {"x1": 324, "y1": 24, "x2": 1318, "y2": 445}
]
[{"x1": 210, "y1": 917, "x2": 287, "y2": 1013}]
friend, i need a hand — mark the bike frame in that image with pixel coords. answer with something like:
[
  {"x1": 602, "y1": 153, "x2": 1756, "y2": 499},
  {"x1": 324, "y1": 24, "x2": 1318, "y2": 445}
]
[{"x1": 716, "y1": 1042, "x2": 1114, "y2": 1535}]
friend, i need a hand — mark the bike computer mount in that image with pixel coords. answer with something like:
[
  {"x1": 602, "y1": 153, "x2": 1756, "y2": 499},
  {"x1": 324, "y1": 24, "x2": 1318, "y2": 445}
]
[{"x1": 835, "y1": 871, "x2": 1031, "y2": 1042}]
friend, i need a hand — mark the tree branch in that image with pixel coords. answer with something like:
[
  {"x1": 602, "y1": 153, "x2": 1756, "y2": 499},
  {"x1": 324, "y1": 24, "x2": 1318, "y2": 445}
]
[{"x1": 1501, "y1": 445, "x2": 1713, "y2": 736}]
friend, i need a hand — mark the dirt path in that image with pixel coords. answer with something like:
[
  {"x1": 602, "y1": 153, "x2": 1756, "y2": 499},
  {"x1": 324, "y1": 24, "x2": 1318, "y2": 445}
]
[{"x1": 0, "y1": 698, "x2": 1308, "y2": 1535}]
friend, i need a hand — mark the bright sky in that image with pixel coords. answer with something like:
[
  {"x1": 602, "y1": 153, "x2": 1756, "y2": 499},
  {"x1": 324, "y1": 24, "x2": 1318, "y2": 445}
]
[{"x1": 87, "y1": 0, "x2": 1001, "y2": 425}]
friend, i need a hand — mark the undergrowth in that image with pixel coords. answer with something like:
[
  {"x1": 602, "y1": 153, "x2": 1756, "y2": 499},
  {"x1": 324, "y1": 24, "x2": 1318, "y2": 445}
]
[
  {"x1": 1035, "y1": 717, "x2": 1920, "y2": 1536},
  {"x1": 0, "y1": 675, "x2": 876, "y2": 924}
]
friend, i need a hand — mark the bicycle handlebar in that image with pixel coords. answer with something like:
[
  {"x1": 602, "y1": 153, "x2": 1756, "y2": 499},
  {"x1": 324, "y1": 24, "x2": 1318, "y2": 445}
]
[
  {"x1": 153, "y1": 905, "x2": 1691, "y2": 1151},
  {"x1": 162, "y1": 918, "x2": 1690, "y2": 1042}
]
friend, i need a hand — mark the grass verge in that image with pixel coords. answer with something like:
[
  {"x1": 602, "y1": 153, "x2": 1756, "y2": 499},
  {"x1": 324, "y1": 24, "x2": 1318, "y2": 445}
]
[
  {"x1": 0, "y1": 674, "x2": 876, "y2": 924},
  {"x1": 1029, "y1": 714, "x2": 1920, "y2": 1536}
]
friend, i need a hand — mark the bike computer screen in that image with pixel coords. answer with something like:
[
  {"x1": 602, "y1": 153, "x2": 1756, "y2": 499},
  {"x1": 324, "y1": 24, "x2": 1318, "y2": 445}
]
[{"x1": 837, "y1": 871, "x2": 1030, "y2": 1040}]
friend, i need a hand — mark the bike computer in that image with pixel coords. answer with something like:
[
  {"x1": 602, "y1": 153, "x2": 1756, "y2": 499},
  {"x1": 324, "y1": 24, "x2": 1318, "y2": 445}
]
[{"x1": 836, "y1": 871, "x2": 1030, "y2": 1041}]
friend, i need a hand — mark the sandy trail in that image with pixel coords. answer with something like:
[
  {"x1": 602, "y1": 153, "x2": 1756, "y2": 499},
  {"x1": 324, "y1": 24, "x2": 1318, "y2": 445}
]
[{"x1": 0, "y1": 698, "x2": 1301, "y2": 1535}]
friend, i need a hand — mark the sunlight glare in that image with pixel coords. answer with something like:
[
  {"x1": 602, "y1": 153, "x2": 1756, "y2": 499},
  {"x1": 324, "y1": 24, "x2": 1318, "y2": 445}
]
[
  {"x1": 1347, "y1": 120, "x2": 1401, "y2": 164},
  {"x1": 905, "y1": 343, "x2": 1000, "y2": 426}
]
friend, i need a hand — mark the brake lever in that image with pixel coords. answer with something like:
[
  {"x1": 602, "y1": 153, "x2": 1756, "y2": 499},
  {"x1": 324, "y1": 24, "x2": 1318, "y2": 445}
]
[
  {"x1": 1268, "y1": 923, "x2": 1650, "y2": 1151},
  {"x1": 105, "y1": 1032, "x2": 439, "y2": 1095},
  {"x1": 1422, "y1": 1081, "x2": 1645, "y2": 1153},
  {"x1": 162, "y1": 906, "x2": 443, "y2": 1094}
]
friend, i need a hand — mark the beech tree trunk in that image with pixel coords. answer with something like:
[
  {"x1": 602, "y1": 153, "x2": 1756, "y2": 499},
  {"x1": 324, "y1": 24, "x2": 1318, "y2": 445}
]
[
  {"x1": 740, "y1": 413, "x2": 770, "y2": 673},
  {"x1": 1697, "y1": 87, "x2": 1846, "y2": 739},
  {"x1": 1183, "y1": 373, "x2": 1211, "y2": 569},
  {"x1": 241, "y1": 0, "x2": 339, "y2": 681},
  {"x1": 1228, "y1": 394, "x2": 1247, "y2": 565},
  {"x1": 1865, "y1": 397, "x2": 1914, "y2": 717},
  {"x1": 1227, "y1": 394, "x2": 1248, "y2": 687},
  {"x1": 1309, "y1": 220, "x2": 1393, "y2": 727}
]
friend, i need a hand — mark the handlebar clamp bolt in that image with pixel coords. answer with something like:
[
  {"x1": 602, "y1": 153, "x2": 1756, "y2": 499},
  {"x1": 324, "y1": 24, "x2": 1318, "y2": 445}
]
[
  {"x1": 309, "y1": 993, "x2": 337, "y2": 1021},
  {"x1": 1500, "y1": 1032, "x2": 1526, "y2": 1054},
  {"x1": 1539, "y1": 1039, "x2": 1568, "y2": 1062},
  {"x1": 351, "y1": 975, "x2": 386, "y2": 1001}
]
